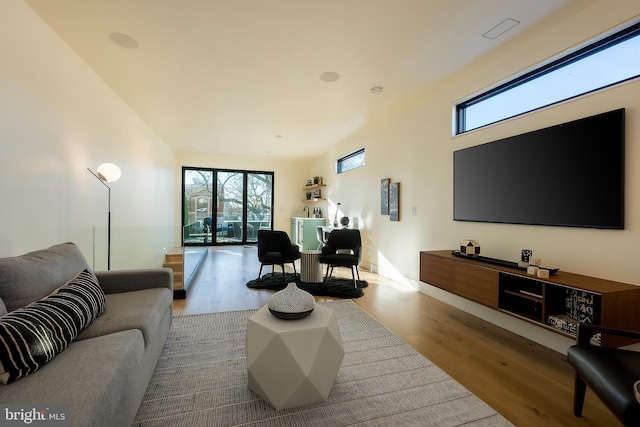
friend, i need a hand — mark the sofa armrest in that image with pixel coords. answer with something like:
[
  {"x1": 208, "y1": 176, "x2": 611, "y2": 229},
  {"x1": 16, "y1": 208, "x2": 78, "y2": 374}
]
[
  {"x1": 576, "y1": 324, "x2": 640, "y2": 347},
  {"x1": 95, "y1": 268, "x2": 173, "y2": 294}
]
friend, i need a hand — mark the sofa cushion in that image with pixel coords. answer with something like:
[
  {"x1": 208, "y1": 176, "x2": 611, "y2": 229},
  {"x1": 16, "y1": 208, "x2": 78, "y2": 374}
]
[
  {"x1": 0, "y1": 242, "x2": 89, "y2": 312},
  {"x1": 76, "y1": 287, "x2": 171, "y2": 348},
  {"x1": 0, "y1": 269, "x2": 105, "y2": 384}
]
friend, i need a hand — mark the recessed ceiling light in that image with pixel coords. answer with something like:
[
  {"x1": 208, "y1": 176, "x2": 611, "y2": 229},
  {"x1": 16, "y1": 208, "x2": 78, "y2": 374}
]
[
  {"x1": 370, "y1": 86, "x2": 384, "y2": 95},
  {"x1": 108, "y1": 32, "x2": 139, "y2": 49},
  {"x1": 320, "y1": 72, "x2": 340, "y2": 82}
]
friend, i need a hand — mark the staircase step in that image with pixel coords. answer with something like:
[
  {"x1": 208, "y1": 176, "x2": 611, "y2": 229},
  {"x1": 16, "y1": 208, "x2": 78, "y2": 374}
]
[
  {"x1": 165, "y1": 253, "x2": 183, "y2": 262},
  {"x1": 163, "y1": 261, "x2": 183, "y2": 272},
  {"x1": 164, "y1": 247, "x2": 186, "y2": 295}
]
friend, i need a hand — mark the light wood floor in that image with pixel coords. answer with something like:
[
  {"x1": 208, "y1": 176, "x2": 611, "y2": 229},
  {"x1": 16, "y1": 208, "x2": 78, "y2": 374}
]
[{"x1": 173, "y1": 246, "x2": 618, "y2": 427}]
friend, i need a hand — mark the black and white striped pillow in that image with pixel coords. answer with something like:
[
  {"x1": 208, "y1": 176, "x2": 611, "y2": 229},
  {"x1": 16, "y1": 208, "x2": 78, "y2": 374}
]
[{"x1": 0, "y1": 269, "x2": 105, "y2": 384}]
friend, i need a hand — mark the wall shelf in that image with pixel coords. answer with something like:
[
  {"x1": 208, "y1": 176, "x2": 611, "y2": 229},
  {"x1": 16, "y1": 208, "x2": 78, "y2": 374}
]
[
  {"x1": 302, "y1": 184, "x2": 326, "y2": 190},
  {"x1": 303, "y1": 183, "x2": 327, "y2": 202}
]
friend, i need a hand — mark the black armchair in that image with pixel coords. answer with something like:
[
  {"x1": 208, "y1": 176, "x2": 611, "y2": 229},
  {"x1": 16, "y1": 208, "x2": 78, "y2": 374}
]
[
  {"x1": 567, "y1": 324, "x2": 640, "y2": 426},
  {"x1": 256, "y1": 230, "x2": 301, "y2": 284},
  {"x1": 318, "y1": 229, "x2": 361, "y2": 288}
]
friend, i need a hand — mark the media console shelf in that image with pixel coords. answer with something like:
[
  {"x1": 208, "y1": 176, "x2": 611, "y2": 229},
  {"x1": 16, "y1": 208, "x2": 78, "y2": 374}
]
[{"x1": 420, "y1": 250, "x2": 640, "y2": 347}]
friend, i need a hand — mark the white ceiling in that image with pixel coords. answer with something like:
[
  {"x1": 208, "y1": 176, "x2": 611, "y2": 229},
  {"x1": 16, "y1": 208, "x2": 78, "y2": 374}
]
[{"x1": 25, "y1": 0, "x2": 572, "y2": 159}]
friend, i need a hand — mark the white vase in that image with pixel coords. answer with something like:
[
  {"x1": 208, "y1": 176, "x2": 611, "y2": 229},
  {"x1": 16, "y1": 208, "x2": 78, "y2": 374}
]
[{"x1": 268, "y1": 283, "x2": 315, "y2": 320}]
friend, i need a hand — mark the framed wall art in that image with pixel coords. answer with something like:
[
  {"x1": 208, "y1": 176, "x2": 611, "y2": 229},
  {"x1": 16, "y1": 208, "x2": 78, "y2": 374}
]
[
  {"x1": 389, "y1": 182, "x2": 400, "y2": 221},
  {"x1": 381, "y1": 178, "x2": 390, "y2": 215}
]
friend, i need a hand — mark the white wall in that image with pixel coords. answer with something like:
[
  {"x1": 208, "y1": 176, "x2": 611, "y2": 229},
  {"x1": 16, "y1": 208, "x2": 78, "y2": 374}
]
[
  {"x1": 0, "y1": 1, "x2": 175, "y2": 268},
  {"x1": 175, "y1": 151, "x2": 310, "y2": 234},
  {"x1": 312, "y1": 1, "x2": 640, "y2": 352},
  {"x1": 4, "y1": 0, "x2": 639, "y2": 352}
]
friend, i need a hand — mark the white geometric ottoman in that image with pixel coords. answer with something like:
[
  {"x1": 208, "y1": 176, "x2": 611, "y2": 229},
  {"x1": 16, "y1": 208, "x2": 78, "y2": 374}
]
[{"x1": 246, "y1": 304, "x2": 344, "y2": 410}]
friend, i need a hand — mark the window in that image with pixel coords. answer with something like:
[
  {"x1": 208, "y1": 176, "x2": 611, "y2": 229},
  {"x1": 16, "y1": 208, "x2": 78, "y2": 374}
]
[
  {"x1": 337, "y1": 148, "x2": 365, "y2": 174},
  {"x1": 455, "y1": 21, "x2": 640, "y2": 134}
]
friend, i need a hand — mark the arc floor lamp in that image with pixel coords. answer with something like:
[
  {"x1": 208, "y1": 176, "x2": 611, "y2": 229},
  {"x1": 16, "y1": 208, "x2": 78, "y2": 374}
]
[{"x1": 88, "y1": 163, "x2": 121, "y2": 270}]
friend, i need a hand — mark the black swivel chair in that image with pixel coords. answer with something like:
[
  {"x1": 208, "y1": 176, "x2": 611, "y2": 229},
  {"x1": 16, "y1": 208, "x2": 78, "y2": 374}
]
[
  {"x1": 256, "y1": 230, "x2": 301, "y2": 285},
  {"x1": 318, "y1": 229, "x2": 361, "y2": 288},
  {"x1": 567, "y1": 324, "x2": 640, "y2": 426}
]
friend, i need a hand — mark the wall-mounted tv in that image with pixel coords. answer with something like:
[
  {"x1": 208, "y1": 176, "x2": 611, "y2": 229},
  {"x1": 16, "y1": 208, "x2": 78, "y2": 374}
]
[{"x1": 453, "y1": 108, "x2": 625, "y2": 229}]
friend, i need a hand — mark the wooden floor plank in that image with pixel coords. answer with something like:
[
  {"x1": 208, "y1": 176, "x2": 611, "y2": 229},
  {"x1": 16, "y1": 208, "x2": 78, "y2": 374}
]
[{"x1": 173, "y1": 246, "x2": 619, "y2": 427}]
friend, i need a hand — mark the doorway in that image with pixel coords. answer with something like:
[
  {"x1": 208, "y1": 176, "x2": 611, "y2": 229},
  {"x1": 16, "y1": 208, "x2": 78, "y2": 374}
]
[{"x1": 182, "y1": 167, "x2": 273, "y2": 246}]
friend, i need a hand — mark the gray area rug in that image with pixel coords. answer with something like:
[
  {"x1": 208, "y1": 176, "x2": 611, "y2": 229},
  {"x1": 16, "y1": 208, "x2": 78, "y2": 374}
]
[{"x1": 134, "y1": 300, "x2": 513, "y2": 426}]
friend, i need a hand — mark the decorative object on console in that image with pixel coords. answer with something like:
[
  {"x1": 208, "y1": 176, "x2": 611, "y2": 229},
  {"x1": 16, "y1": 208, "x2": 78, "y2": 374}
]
[
  {"x1": 340, "y1": 216, "x2": 349, "y2": 228},
  {"x1": 519, "y1": 249, "x2": 532, "y2": 268},
  {"x1": 536, "y1": 269, "x2": 550, "y2": 278},
  {"x1": 87, "y1": 162, "x2": 121, "y2": 270},
  {"x1": 333, "y1": 202, "x2": 341, "y2": 227},
  {"x1": 566, "y1": 289, "x2": 598, "y2": 324},
  {"x1": 548, "y1": 314, "x2": 580, "y2": 336},
  {"x1": 459, "y1": 240, "x2": 480, "y2": 257},
  {"x1": 527, "y1": 258, "x2": 540, "y2": 275},
  {"x1": 268, "y1": 283, "x2": 316, "y2": 320},
  {"x1": 381, "y1": 178, "x2": 390, "y2": 215}
]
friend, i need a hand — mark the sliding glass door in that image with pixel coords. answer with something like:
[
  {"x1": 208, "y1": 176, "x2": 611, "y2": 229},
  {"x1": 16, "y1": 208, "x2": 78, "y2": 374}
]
[
  {"x1": 246, "y1": 172, "x2": 273, "y2": 243},
  {"x1": 182, "y1": 167, "x2": 273, "y2": 246},
  {"x1": 183, "y1": 169, "x2": 214, "y2": 244},
  {"x1": 216, "y1": 170, "x2": 244, "y2": 243}
]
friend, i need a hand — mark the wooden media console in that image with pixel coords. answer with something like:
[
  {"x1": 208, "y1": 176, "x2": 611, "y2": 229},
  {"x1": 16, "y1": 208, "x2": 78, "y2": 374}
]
[{"x1": 420, "y1": 250, "x2": 640, "y2": 347}]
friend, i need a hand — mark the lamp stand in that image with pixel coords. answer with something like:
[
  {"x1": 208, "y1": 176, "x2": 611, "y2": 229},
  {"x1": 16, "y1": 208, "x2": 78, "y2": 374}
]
[
  {"x1": 107, "y1": 189, "x2": 111, "y2": 271},
  {"x1": 88, "y1": 168, "x2": 113, "y2": 270}
]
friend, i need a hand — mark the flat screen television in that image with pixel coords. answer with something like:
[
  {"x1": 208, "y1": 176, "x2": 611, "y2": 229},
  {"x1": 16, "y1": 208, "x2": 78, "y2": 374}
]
[{"x1": 453, "y1": 108, "x2": 624, "y2": 229}]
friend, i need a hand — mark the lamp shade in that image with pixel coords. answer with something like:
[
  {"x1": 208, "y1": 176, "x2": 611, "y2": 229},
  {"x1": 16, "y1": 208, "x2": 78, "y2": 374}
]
[{"x1": 96, "y1": 163, "x2": 121, "y2": 182}]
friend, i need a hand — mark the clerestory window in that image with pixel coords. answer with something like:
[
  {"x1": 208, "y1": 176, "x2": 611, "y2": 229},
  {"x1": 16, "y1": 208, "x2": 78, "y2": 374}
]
[
  {"x1": 337, "y1": 148, "x2": 365, "y2": 174},
  {"x1": 455, "y1": 21, "x2": 640, "y2": 134}
]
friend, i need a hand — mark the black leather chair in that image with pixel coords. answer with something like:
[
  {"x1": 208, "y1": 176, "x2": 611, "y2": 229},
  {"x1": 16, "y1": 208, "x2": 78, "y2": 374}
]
[
  {"x1": 319, "y1": 229, "x2": 361, "y2": 288},
  {"x1": 256, "y1": 230, "x2": 301, "y2": 284},
  {"x1": 567, "y1": 324, "x2": 640, "y2": 426}
]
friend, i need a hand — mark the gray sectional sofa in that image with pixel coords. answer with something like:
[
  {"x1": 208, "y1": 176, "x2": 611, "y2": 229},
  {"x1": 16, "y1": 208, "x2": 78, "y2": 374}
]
[{"x1": 0, "y1": 242, "x2": 173, "y2": 427}]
